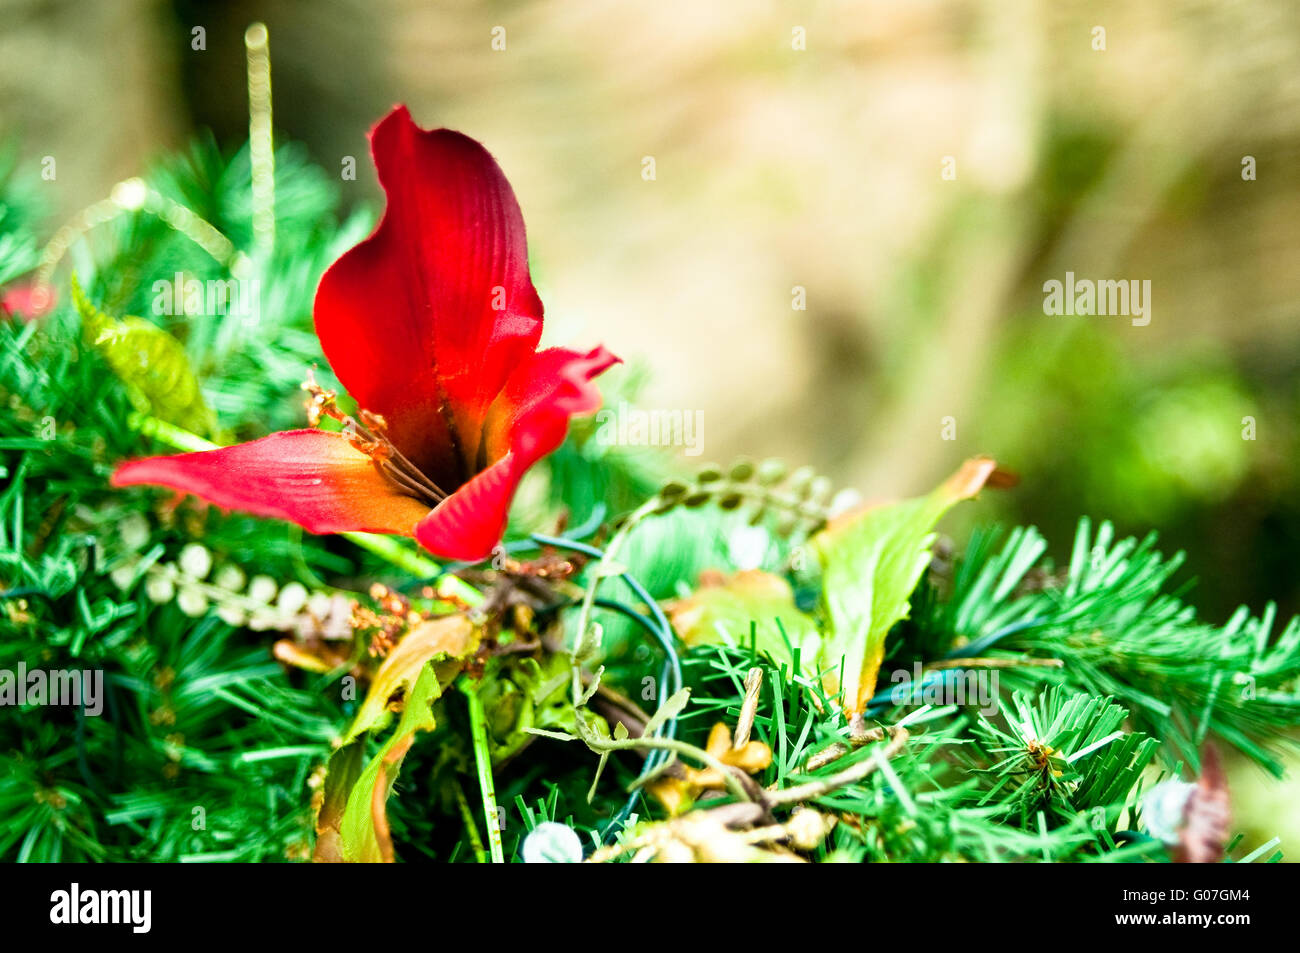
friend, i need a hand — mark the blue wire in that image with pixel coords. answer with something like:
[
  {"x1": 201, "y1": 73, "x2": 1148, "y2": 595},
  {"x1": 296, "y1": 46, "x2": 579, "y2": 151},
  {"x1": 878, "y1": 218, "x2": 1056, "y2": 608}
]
[
  {"x1": 942, "y1": 616, "x2": 1046, "y2": 659},
  {"x1": 530, "y1": 532, "x2": 683, "y2": 843},
  {"x1": 861, "y1": 617, "x2": 1049, "y2": 717}
]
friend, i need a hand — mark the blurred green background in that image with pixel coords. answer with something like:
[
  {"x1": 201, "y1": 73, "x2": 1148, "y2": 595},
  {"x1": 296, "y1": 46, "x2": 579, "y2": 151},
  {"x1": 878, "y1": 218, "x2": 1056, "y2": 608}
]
[{"x1": 3, "y1": 0, "x2": 1298, "y2": 851}]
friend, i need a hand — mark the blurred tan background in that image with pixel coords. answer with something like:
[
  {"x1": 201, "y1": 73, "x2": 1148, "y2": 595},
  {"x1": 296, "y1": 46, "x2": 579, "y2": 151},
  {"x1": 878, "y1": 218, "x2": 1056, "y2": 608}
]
[{"x1": 3, "y1": 0, "x2": 1299, "y2": 848}]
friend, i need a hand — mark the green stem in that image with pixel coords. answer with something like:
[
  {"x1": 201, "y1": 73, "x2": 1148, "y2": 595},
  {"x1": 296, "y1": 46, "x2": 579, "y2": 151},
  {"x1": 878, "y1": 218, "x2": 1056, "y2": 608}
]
[
  {"x1": 452, "y1": 781, "x2": 489, "y2": 864},
  {"x1": 128, "y1": 411, "x2": 220, "y2": 452},
  {"x1": 462, "y1": 681, "x2": 504, "y2": 863},
  {"x1": 527, "y1": 723, "x2": 754, "y2": 805},
  {"x1": 125, "y1": 411, "x2": 484, "y2": 604},
  {"x1": 568, "y1": 496, "x2": 661, "y2": 699},
  {"x1": 578, "y1": 734, "x2": 754, "y2": 804},
  {"x1": 342, "y1": 530, "x2": 438, "y2": 579}
]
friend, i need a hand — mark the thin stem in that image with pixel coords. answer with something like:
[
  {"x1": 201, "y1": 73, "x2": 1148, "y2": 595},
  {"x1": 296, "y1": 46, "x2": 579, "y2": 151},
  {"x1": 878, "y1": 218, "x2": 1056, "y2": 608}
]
[
  {"x1": 452, "y1": 781, "x2": 488, "y2": 864},
  {"x1": 127, "y1": 411, "x2": 219, "y2": 452},
  {"x1": 566, "y1": 497, "x2": 662, "y2": 693},
  {"x1": 926, "y1": 656, "x2": 1064, "y2": 671},
  {"x1": 463, "y1": 681, "x2": 504, "y2": 863},
  {"x1": 340, "y1": 530, "x2": 431, "y2": 581},
  {"x1": 769, "y1": 726, "x2": 910, "y2": 806},
  {"x1": 531, "y1": 728, "x2": 754, "y2": 805},
  {"x1": 244, "y1": 22, "x2": 276, "y2": 255}
]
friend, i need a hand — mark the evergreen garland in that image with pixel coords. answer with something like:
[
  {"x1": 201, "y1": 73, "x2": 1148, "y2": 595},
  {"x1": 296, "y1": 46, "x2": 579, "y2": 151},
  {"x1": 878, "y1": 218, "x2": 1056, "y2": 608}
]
[{"x1": 1, "y1": 124, "x2": 1295, "y2": 865}]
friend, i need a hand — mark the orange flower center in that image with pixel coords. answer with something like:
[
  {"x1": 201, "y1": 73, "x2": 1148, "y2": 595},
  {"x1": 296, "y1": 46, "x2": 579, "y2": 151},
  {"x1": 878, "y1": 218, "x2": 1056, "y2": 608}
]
[{"x1": 301, "y1": 370, "x2": 447, "y2": 507}]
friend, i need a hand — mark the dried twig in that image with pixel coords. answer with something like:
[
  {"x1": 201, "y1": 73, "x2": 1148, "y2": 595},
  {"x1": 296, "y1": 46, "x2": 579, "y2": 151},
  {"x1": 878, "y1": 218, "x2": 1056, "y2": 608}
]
[
  {"x1": 732, "y1": 667, "x2": 764, "y2": 749},
  {"x1": 925, "y1": 656, "x2": 1063, "y2": 671},
  {"x1": 768, "y1": 725, "x2": 910, "y2": 806}
]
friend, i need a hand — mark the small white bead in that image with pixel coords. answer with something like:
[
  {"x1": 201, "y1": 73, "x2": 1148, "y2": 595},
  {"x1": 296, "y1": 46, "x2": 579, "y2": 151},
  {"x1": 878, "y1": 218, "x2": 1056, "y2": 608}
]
[
  {"x1": 176, "y1": 586, "x2": 209, "y2": 617},
  {"x1": 248, "y1": 610, "x2": 280, "y2": 632},
  {"x1": 276, "y1": 582, "x2": 309, "y2": 616},
  {"x1": 178, "y1": 543, "x2": 213, "y2": 580},
  {"x1": 247, "y1": 575, "x2": 278, "y2": 605},
  {"x1": 143, "y1": 573, "x2": 174, "y2": 603},
  {"x1": 213, "y1": 564, "x2": 247, "y2": 591},
  {"x1": 307, "y1": 592, "x2": 332, "y2": 617},
  {"x1": 119, "y1": 513, "x2": 151, "y2": 551},
  {"x1": 1142, "y1": 778, "x2": 1196, "y2": 844},
  {"x1": 217, "y1": 605, "x2": 248, "y2": 627},
  {"x1": 111, "y1": 565, "x2": 137, "y2": 591},
  {"x1": 521, "y1": 822, "x2": 584, "y2": 863}
]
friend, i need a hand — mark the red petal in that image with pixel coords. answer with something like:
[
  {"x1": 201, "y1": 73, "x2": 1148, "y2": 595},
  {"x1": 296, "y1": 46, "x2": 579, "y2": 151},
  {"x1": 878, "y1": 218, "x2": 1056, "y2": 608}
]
[
  {"x1": 314, "y1": 105, "x2": 543, "y2": 489},
  {"x1": 112, "y1": 430, "x2": 431, "y2": 536},
  {"x1": 415, "y1": 346, "x2": 620, "y2": 560},
  {"x1": 414, "y1": 457, "x2": 517, "y2": 562},
  {"x1": 1, "y1": 282, "x2": 56, "y2": 320}
]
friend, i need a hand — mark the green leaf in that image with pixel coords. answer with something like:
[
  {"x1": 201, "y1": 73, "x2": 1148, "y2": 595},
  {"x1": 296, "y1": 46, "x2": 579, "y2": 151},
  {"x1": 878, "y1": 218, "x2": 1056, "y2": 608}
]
[
  {"x1": 643, "y1": 687, "x2": 691, "y2": 737},
  {"x1": 666, "y1": 568, "x2": 821, "y2": 665},
  {"x1": 311, "y1": 734, "x2": 365, "y2": 864},
  {"x1": 314, "y1": 615, "x2": 477, "y2": 862},
  {"x1": 473, "y1": 652, "x2": 584, "y2": 763},
  {"x1": 342, "y1": 615, "x2": 476, "y2": 745},
  {"x1": 70, "y1": 274, "x2": 215, "y2": 438},
  {"x1": 338, "y1": 662, "x2": 443, "y2": 863},
  {"x1": 812, "y1": 457, "x2": 1002, "y2": 715}
]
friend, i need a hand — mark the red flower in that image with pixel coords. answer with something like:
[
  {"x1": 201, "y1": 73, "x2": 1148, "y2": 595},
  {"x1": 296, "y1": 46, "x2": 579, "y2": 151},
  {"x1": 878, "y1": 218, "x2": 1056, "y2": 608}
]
[
  {"x1": 113, "y1": 105, "x2": 618, "y2": 561},
  {"x1": 1, "y1": 281, "x2": 56, "y2": 321}
]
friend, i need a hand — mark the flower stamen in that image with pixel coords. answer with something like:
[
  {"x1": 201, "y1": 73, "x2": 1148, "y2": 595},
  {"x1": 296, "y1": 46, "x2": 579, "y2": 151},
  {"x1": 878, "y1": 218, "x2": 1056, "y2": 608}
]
[{"x1": 302, "y1": 369, "x2": 449, "y2": 507}]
